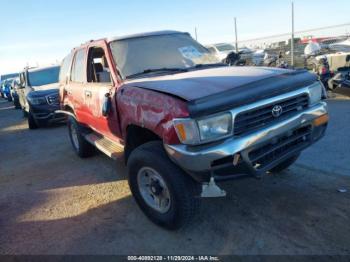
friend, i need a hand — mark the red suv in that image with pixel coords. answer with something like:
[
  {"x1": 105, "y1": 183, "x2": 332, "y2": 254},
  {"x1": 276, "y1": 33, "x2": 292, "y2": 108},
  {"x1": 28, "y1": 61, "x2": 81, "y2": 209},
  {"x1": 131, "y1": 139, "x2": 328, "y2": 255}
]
[{"x1": 58, "y1": 31, "x2": 328, "y2": 229}]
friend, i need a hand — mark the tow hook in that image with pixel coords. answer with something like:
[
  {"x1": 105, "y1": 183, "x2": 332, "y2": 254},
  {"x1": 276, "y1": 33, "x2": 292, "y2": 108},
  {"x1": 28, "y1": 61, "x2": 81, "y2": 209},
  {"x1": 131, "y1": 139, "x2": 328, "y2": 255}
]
[{"x1": 201, "y1": 177, "x2": 227, "y2": 198}]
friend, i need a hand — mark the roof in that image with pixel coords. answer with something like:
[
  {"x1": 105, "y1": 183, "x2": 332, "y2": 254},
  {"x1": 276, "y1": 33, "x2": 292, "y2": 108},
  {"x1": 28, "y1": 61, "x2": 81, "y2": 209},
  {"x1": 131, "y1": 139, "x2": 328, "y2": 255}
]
[
  {"x1": 107, "y1": 30, "x2": 187, "y2": 42},
  {"x1": 3, "y1": 77, "x2": 15, "y2": 82},
  {"x1": 27, "y1": 65, "x2": 60, "y2": 73},
  {"x1": 0, "y1": 73, "x2": 18, "y2": 82}
]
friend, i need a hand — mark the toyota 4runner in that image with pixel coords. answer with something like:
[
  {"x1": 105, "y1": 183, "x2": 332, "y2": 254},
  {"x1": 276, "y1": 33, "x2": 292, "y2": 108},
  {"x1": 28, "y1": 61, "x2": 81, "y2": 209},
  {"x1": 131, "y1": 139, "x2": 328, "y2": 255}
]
[{"x1": 58, "y1": 31, "x2": 328, "y2": 229}]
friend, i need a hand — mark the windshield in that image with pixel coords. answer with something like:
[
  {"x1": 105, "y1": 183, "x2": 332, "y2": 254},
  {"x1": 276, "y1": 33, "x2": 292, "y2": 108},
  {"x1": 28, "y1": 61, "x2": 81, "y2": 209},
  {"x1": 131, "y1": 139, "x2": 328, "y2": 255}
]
[
  {"x1": 215, "y1": 44, "x2": 234, "y2": 52},
  {"x1": 109, "y1": 33, "x2": 220, "y2": 79},
  {"x1": 28, "y1": 66, "x2": 60, "y2": 87}
]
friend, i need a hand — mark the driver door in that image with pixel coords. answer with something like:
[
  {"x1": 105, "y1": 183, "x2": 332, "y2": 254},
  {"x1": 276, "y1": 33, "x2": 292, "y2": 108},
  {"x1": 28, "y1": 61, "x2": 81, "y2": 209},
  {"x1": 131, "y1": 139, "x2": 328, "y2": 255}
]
[{"x1": 84, "y1": 44, "x2": 120, "y2": 140}]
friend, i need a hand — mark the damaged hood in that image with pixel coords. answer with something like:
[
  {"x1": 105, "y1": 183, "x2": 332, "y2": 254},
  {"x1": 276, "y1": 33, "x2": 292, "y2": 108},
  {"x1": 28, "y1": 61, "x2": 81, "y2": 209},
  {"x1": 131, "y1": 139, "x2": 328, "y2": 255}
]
[{"x1": 123, "y1": 66, "x2": 318, "y2": 117}]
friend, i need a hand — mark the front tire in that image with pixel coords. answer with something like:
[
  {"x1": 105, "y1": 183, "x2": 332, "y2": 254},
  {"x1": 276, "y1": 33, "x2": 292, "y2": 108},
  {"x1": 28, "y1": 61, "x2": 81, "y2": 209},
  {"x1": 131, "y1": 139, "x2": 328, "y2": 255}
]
[
  {"x1": 270, "y1": 154, "x2": 300, "y2": 173},
  {"x1": 14, "y1": 100, "x2": 21, "y2": 109},
  {"x1": 67, "y1": 116, "x2": 95, "y2": 158},
  {"x1": 127, "y1": 141, "x2": 200, "y2": 230},
  {"x1": 28, "y1": 111, "x2": 38, "y2": 129}
]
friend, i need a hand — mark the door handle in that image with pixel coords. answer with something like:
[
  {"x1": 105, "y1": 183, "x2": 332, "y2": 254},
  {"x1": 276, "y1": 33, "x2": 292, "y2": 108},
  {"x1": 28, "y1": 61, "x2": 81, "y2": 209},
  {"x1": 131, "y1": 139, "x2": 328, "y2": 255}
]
[{"x1": 85, "y1": 90, "x2": 92, "y2": 98}]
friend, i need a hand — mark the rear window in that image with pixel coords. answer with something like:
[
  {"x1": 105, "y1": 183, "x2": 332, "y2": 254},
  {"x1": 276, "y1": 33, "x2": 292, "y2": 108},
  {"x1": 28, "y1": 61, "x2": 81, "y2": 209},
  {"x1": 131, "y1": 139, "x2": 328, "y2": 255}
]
[
  {"x1": 28, "y1": 66, "x2": 60, "y2": 87},
  {"x1": 59, "y1": 53, "x2": 73, "y2": 83}
]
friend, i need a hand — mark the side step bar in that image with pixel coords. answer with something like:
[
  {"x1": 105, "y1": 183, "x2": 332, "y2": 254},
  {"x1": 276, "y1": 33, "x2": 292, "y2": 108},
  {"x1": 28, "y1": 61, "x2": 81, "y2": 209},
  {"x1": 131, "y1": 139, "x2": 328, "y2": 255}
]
[{"x1": 84, "y1": 133, "x2": 124, "y2": 160}]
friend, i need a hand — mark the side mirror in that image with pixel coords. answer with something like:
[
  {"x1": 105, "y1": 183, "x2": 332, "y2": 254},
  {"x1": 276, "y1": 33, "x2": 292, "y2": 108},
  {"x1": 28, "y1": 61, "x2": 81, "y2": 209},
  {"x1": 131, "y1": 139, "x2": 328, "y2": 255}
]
[{"x1": 102, "y1": 93, "x2": 111, "y2": 117}]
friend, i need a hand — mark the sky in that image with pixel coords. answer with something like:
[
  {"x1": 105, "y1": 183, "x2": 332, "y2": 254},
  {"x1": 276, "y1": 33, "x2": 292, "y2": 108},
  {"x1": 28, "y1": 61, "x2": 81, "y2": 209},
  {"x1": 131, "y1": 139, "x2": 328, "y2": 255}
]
[{"x1": 0, "y1": 0, "x2": 349, "y2": 74}]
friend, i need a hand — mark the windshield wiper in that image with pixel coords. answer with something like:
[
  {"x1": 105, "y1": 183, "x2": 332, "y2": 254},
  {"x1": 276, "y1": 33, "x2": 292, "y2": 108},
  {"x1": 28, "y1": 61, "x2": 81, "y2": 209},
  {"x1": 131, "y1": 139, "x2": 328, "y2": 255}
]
[{"x1": 126, "y1": 68, "x2": 188, "y2": 79}]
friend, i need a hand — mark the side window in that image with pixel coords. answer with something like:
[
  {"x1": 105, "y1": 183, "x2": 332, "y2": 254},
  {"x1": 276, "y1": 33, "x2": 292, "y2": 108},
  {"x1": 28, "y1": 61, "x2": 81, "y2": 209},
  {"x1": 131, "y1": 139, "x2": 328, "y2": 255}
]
[
  {"x1": 87, "y1": 47, "x2": 112, "y2": 84},
  {"x1": 71, "y1": 49, "x2": 86, "y2": 83},
  {"x1": 59, "y1": 53, "x2": 73, "y2": 84}
]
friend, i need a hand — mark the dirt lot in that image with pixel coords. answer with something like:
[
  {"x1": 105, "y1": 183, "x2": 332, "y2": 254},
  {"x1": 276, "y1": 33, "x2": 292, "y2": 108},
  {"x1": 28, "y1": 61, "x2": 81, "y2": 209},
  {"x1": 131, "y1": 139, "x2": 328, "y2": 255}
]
[{"x1": 0, "y1": 95, "x2": 349, "y2": 255}]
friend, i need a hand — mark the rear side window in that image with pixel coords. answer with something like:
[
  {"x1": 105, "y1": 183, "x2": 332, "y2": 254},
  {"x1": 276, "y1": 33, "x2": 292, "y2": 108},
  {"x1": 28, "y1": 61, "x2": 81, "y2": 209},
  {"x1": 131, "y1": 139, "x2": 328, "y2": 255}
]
[
  {"x1": 71, "y1": 49, "x2": 86, "y2": 83},
  {"x1": 59, "y1": 53, "x2": 73, "y2": 83}
]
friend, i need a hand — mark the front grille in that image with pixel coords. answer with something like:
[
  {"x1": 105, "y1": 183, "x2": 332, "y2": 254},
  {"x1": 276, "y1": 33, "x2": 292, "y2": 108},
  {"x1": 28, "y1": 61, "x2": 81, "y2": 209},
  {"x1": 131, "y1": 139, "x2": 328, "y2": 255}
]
[
  {"x1": 234, "y1": 94, "x2": 309, "y2": 136},
  {"x1": 248, "y1": 126, "x2": 312, "y2": 170}
]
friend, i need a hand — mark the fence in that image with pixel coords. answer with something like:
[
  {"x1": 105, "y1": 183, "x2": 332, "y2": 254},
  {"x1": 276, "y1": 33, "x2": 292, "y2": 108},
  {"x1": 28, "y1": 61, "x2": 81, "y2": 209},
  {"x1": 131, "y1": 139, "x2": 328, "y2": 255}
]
[{"x1": 231, "y1": 23, "x2": 350, "y2": 69}]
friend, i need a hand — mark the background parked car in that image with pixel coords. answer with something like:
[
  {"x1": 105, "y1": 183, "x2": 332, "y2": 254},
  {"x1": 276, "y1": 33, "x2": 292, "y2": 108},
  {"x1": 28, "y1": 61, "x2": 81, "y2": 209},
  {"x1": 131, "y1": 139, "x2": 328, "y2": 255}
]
[
  {"x1": 17, "y1": 65, "x2": 65, "y2": 129},
  {"x1": 0, "y1": 81, "x2": 5, "y2": 98},
  {"x1": 10, "y1": 77, "x2": 21, "y2": 109},
  {"x1": 306, "y1": 55, "x2": 332, "y2": 89},
  {"x1": 0, "y1": 73, "x2": 19, "y2": 99},
  {"x1": 206, "y1": 43, "x2": 236, "y2": 61},
  {"x1": 1, "y1": 78, "x2": 14, "y2": 102}
]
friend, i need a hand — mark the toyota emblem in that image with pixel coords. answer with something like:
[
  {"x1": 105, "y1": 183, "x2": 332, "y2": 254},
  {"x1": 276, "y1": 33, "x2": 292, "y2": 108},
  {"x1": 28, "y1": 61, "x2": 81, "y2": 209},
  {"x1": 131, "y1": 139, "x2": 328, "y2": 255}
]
[{"x1": 272, "y1": 105, "x2": 283, "y2": 118}]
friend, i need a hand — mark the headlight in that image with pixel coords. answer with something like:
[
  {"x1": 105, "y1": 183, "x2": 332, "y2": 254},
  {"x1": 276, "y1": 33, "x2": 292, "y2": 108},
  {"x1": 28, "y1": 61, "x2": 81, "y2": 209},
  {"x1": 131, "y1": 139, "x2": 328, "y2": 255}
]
[
  {"x1": 173, "y1": 113, "x2": 232, "y2": 145},
  {"x1": 46, "y1": 93, "x2": 59, "y2": 105},
  {"x1": 197, "y1": 113, "x2": 232, "y2": 141},
  {"x1": 27, "y1": 96, "x2": 47, "y2": 105},
  {"x1": 308, "y1": 82, "x2": 323, "y2": 105}
]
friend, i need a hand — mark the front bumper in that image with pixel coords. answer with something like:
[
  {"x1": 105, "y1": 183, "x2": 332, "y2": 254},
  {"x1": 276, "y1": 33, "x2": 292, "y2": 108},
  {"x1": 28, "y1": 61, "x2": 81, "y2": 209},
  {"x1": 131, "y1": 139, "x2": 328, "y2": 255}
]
[
  {"x1": 30, "y1": 104, "x2": 66, "y2": 124},
  {"x1": 165, "y1": 102, "x2": 328, "y2": 182}
]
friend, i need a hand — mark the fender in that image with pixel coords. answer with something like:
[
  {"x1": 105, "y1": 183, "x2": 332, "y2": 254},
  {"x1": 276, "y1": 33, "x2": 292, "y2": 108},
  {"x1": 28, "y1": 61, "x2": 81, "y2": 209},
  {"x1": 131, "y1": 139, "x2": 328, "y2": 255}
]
[
  {"x1": 117, "y1": 86, "x2": 189, "y2": 145},
  {"x1": 55, "y1": 109, "x2": 76, "y2": 119},
  {"x1": 55, "y1": 100, "x2": 77, "y2": 119}
]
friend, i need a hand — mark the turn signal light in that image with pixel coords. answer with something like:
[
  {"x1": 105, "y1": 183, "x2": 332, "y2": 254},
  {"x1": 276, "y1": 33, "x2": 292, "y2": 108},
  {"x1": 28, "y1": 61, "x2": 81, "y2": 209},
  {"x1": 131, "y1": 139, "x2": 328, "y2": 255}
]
[
  {"x1": 313, "y1": 114, "x2": 329, "y2": 126},
  {"x1": 175, "y1": 123, "x2": 187, "y2": 141}
]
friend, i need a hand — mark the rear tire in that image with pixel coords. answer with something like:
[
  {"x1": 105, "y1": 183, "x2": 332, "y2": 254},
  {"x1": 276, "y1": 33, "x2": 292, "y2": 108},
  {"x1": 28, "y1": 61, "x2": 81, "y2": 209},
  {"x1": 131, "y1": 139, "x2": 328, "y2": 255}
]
[
  {"x1": 127, "y1": 141, "x2": 200, "y2": 230},
  {"x1": 270, "y1": 154, "x2": 300, "y2": 173},
  {"x1": 67, "y1": 116, "x2": 95, "y2": 158},
  {"x1": 28, "y1": 111, "x2": 38, "y2": 129}
]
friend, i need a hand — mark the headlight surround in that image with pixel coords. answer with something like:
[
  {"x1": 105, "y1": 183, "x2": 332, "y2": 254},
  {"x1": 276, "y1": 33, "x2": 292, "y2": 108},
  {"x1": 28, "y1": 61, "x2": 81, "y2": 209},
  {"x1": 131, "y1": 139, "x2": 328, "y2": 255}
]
[
  {"x1": 308, "y1": 82, "x2": 323, "y2": 105},
  {"x1": 173, "y1": 112, "x2": 233, "y2": 145},
  {"x1": 27, "y1": 96, "x2": 47, "y2": 105}
]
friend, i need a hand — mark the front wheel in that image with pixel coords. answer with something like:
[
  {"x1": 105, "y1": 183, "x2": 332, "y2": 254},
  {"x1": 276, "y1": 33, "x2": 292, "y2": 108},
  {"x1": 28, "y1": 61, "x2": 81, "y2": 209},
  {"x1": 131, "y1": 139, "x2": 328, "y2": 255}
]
[
  {"x1": 127, "y1": 141, "x2": 200, "y2": 230},
  {"x1": 14, "y1": 99, "x2": 21, "y2": 109},
  {"x1": 270, "y1": 154, "x2": 300, "y2": 173},
  {"x1": 28, "y1": 111, "x2": 38, "y2": 129}
]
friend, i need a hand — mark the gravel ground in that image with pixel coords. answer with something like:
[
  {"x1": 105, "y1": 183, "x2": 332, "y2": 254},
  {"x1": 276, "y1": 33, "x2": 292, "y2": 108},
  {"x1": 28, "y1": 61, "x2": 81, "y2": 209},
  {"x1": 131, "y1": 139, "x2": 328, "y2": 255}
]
[{"x1": 0, "y1": 95, "x2": 349, "y2": 255}]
